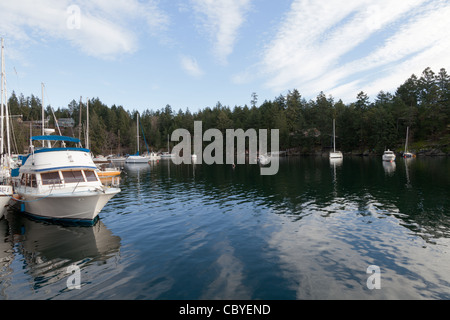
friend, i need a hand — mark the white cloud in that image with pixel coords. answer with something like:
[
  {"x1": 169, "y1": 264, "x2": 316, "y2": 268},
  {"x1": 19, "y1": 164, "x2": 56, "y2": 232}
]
[
  {"x1": 180, "y1": 55, "x2": 204, "y2": 77},
  {"x1": 259, "y1": 0, "x2": 449, "y2": 102},
  {"x1": 191, "y1": 0, "x2": 252, "y2": 64},
  {"x1": 0, "y1": 0, "x2": 169, "y2": 60}
]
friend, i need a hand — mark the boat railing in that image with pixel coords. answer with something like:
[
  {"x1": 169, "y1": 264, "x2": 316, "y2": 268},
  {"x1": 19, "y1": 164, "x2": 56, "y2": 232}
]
[{"x1": 72, "y1": 180, "x2": 82, "y2": 193}]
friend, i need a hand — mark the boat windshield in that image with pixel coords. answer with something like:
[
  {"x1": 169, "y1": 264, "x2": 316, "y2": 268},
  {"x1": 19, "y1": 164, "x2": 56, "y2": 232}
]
[
  {"x1": 84, "y1": 170, "x2": 99, "y2": 182},
  {"x1": 62, "y1": 171, "x2": 84, "y2": 183},
  {"x1": 41, "y1": 172, "x2": 62, "y2": 185}
]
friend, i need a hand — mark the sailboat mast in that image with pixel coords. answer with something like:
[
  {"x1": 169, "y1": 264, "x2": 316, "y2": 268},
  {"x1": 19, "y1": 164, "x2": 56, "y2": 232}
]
[
  {"x1": 1, "y1": 38, "x2": 4, "y2": 156},
  {"x1": 78, "y1": 96, "x2": 82, "y2": 142},
  {"x1": 4, "y1": 63, "x2": 10, "y2": 162},
  {"x1": 333, "y1": 119, "x2": 336, "y2": 153},
  {"x1": 1, "y1": 38, "x2": 11, "y2": 168},
  {"x1": 41, "y1": 83, "x2": 44, "y2": 135},
  {"x1": 86, "y1": 98, "x2": 89, "y2": 150},
  {"x1": 405, "y1": 126, "x2": 409, "y2": 154},
  {"x1": 137, "y1": 113, "x2": 140, "y2": 155}
]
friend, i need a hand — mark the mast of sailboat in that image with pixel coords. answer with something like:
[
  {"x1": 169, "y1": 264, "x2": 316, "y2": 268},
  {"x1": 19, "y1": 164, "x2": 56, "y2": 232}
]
[
  {"x1": 41, "y1": 82, "x2": 45, "y2": 147},
  {"x1": 1, "y1": 38, "x2": 4, "y2": 157},
  {"x1": 4, "y1": 56, "x2": 10, "y2": 164},
  {"x1": 78, "y1": 96, "x2": 82, "y2": 143},
  {"x1": 137, "y1": 113, "x2": 140, "y2": 155},
  {"x1": 86, "y1": 97, "x2": 89, "y2": 150},
  {"x1": 118, "y1": 129, "x2": 121, "y2": 156},
  {"x1": 405, "y1": 126, "x2": 409, "y2": 154},
  {"x1": 333, "y1": 119, "x2": 336, "y2": 153},
  {"x1": 1, "y1": 38, "x2": 11, "y2": 168}
]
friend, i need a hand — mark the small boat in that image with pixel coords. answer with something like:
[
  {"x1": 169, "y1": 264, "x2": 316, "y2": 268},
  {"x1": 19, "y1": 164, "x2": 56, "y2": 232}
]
[
  {"x1": 329, "y1": 151, "x2": 343, "y2": 159},
  {"x1": 329, "y1": 119, "x2": 343, "y2": 159},
  {"x1": 93, "y1": 155, "x2": 109, "y2": 164},
  {"x1": 97, "y1": 166, "x2": 121, "y2": 187},
  {"x1": 96, "y1": 165, "x2": 121, "y2": 178},
  {"x1": 382, "y1": 149, "x2": 396, "y2": 162},
  {"x1": 160, "y1": 152, "x2": 175, "y2": 159},
  {"x1": 403, "y1": 127, "x2": 415, "y2": 158},
  {"x1": 13, "y1": 135, "x2": 121, "y2": 225},
  {"x1": 108, "y1": 155, "x2": 127, "y2": 163},
  {"x1": 126, "y1": 154, "x2": 150, "y2": 164},
  {"x1": 126, "y1": 112, "x2": 151, "y2": 164},
  {"x1": 148, "y1": 152, "x2": 161, "y2": 161}
]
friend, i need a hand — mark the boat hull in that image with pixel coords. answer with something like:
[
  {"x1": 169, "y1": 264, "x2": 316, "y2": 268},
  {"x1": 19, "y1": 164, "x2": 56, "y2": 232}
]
[
  {"x1": 125, "y1": 156, "x2": 149, "y2": 164},
  {"x1": 17, "y1": 188, "x2": 120, "y2": 223},
  {"x1": 0, "y1": 185, "x2": 13, "y2": 219},
  {"x1": 329, "y1": 152, "x2": 343, "y2": 159}
]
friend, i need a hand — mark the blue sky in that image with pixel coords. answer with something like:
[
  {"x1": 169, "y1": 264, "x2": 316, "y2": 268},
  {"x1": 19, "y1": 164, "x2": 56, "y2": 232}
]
[{"x1": 1, "y1": 0, "x2": 449, "y2": 115}]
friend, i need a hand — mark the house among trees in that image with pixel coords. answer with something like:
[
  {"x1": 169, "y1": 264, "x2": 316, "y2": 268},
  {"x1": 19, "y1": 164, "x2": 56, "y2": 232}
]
[{"x1": 57, "y1": 118, "x2": 75, "y2": 128}]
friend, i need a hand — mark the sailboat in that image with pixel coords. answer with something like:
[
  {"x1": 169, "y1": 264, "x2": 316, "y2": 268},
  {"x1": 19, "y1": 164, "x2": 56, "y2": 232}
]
[
  {"x1": 329, "y1": 119, "x2": 343, "y2": 159},
  {"x1": 126, "y1": 113, "x2": 150, "y2": 164},
  {"x1": 13, "y1": 86, "x2": 120, "y2": 225},
  {"x1": 0, "y1": 38, "x2": 14, "y2": 219},
  {"x1": 403, "y1": 126, "x2": 415, "y2": 158}
]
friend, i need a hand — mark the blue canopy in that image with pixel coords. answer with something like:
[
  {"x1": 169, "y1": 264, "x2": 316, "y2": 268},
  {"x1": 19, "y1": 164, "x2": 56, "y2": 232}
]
[{"x1": 31, "y1": 135, "x2": 81, "y2": 143}]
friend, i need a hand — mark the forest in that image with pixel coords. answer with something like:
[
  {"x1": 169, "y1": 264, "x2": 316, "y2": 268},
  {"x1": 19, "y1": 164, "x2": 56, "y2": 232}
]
[{"x1": 4, "y1": 67, "x2": 450, "y2": 157}]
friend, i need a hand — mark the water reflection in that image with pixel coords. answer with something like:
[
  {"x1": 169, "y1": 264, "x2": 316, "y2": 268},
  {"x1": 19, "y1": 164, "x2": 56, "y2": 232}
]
[
  {"x1": 3, "y1": 210, "x2": 121, "y2": 297},
  {"x1": 138, "y1": 157, "x2": 449, "y2": 244},
  {"x1": 382, "y1": 161, "x2": 396, "y2": 175},
  {"x1": 119, "y1": 157, "x2": 450, "y2": 298},
  {"x1": 3, "y1": 156, "x2": 443, "y2": 299}
]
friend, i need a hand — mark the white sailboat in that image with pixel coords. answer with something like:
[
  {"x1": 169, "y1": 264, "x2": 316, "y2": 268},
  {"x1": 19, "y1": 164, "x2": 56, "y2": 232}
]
[
  {"x1": 0, "y1": 38, "x2": 14, "y2": 219},
  {"x1": 403, "y1": 126, "x2": 415, "y2": 159},
  {"x1": 126, "y1": 113, "x2": 150, "y2": 164},
  {"x1": 329, "y1": 119, "x2": 343, "y2": 159}
]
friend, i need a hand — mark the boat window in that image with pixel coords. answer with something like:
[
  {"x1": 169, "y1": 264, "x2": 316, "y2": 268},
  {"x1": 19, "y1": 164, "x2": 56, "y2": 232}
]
[
  {"x1": 84, "y1": 170, "x2": 98, "y2": 182},
  {"x1": 20, "y1": 174, "x2": 37, "y2": 187},
  {"x1": 62, "y1": 171, "x2": 84, "y2": 183},
  {"x1": 41, "y1": 172, "x2": 62, "y2": 185},
  {"x1": 29, "y1": 174, "x2": 37, "y2": 188}
]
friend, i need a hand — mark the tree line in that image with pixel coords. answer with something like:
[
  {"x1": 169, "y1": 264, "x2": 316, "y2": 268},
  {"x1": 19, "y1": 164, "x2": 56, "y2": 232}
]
[{"x1": 5, "y1": 67, "x2": 450, "y2": 156}]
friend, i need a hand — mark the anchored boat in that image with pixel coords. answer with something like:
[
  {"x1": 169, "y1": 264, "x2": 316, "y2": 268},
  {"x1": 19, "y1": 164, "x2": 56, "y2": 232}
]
[
  {"x1": 329, "y1": 119, "x2": 343, "y2": 159},
  {"x1": 382, "y1": 149, "x2": 396, "y2": 162},
  {"x1": 13, "y1": 135, "x2": 120, "y2": 225}
]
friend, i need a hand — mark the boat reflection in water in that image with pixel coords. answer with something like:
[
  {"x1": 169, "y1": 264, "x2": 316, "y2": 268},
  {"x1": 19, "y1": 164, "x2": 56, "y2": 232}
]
[
  {"x1": 383, "y1": 161, "x2": 396, "y2": 175},
  {"x1": 0, "y1": 218, "x2": 14, "y2": 295},
  {"x1": 4, "y1": 210, "x2": 121, "y2": 296}
]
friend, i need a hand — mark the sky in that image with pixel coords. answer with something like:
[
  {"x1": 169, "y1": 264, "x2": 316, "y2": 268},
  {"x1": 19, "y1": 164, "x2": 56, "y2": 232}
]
[{"x1": 0, "y1": 0, "x2": 449, "y2": 115}]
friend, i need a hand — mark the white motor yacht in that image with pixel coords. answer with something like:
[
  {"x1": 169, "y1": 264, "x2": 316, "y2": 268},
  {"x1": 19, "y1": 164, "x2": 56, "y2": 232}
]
[
  {"x1": 382, "y1": 149, "x2": 396, "y2": 162},
  {"x1": 13, "y1": 135, "x2": 120, "y2": 225}
]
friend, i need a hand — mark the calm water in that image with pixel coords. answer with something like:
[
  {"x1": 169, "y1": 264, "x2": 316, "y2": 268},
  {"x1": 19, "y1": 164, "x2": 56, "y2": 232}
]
[{"x1": 0, "y1": 156, "x2": 449, "y2": 300}]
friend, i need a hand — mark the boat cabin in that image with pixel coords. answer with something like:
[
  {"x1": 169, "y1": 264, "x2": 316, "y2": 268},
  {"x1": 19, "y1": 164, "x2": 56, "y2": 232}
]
[{"x1": 16, "y1": 169, "x2": 100, "y2": 191}]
